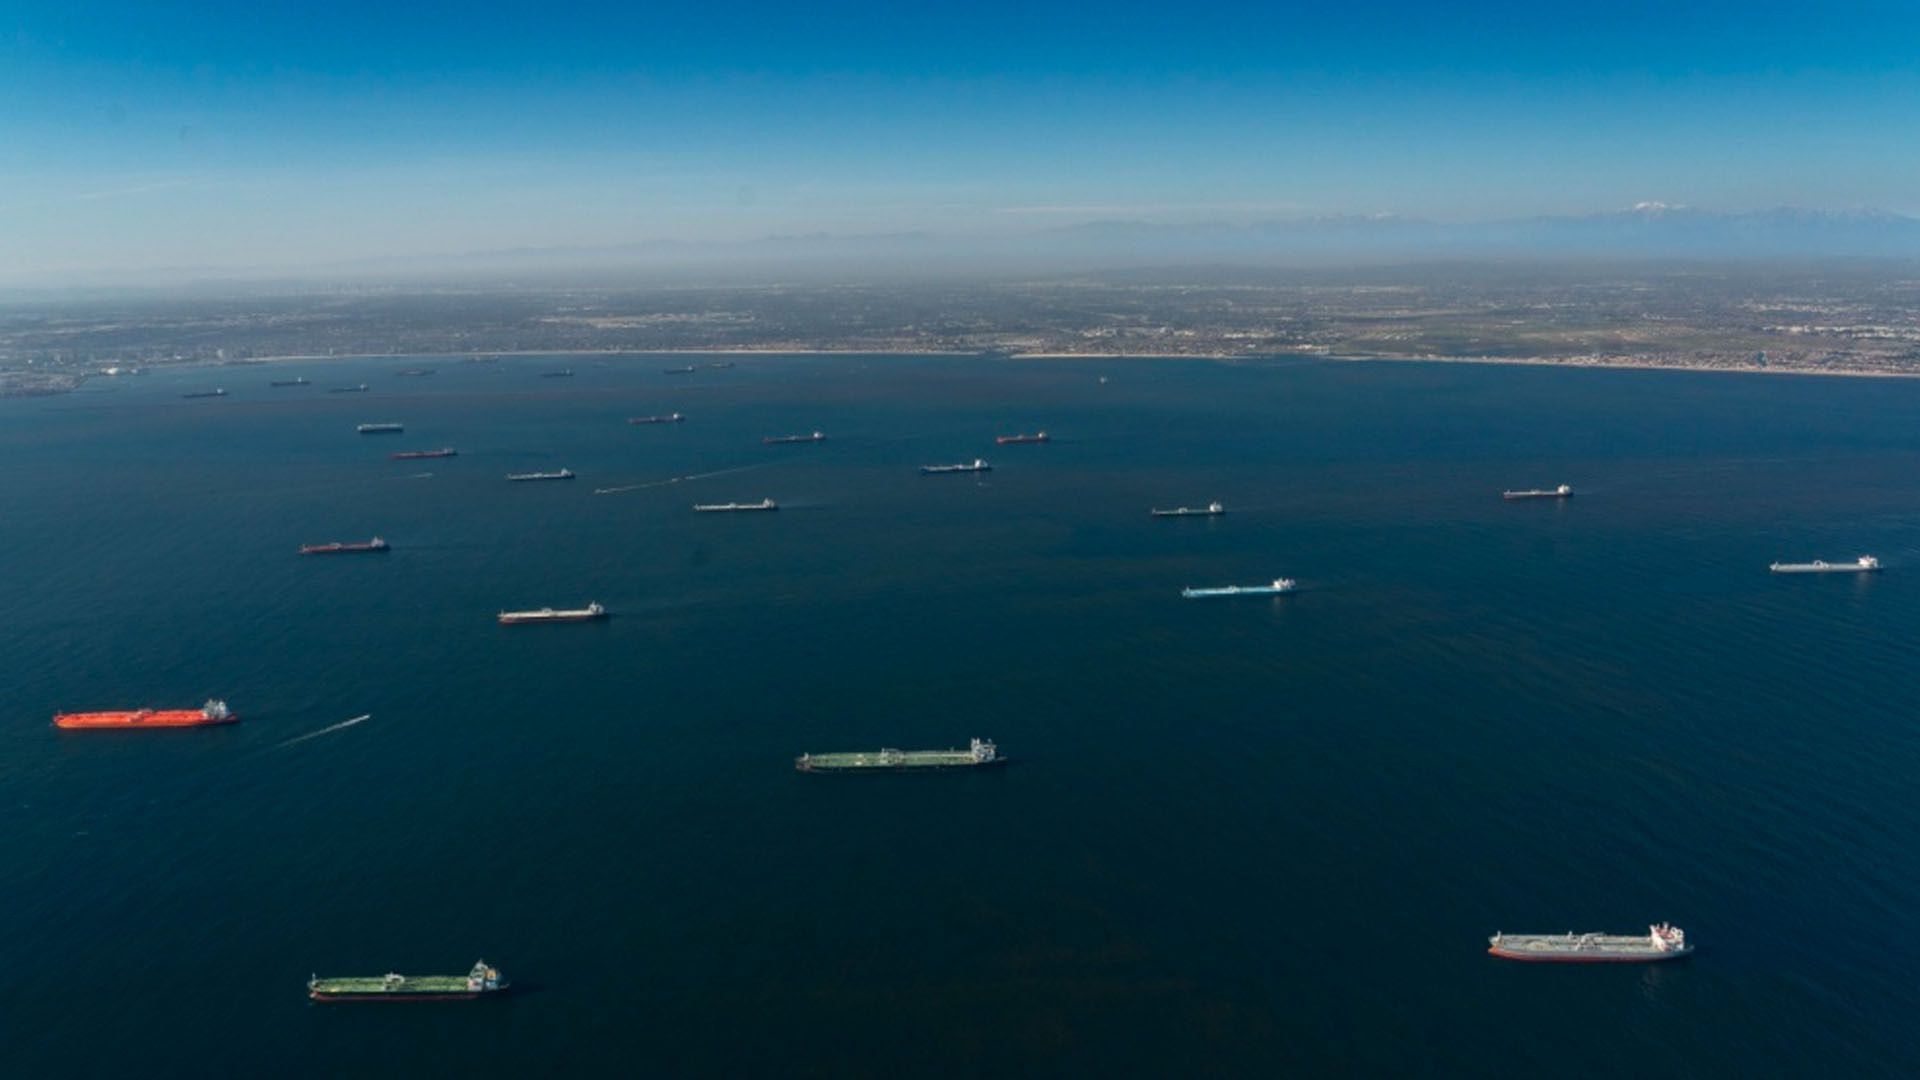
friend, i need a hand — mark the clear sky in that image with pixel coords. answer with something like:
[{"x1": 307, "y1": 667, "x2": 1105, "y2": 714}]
[{"x1": 4, "y1": 1, "x2": 1919, "y2": 279}]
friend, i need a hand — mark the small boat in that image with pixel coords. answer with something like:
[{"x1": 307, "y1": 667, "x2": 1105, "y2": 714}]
[
  {"x1": 181, "y1": 388, "x2": 227, "y2": 399},
  {"x1": 498, "y1": 603, "x2": 606, "y2": 625},
  {"x1": 506, "y1": 469, "x2": 574, "y2": 482},
  {"x1": 54, "y1": 699, "x2": 236, "y2": 730},
  {"x1": 763, "y1": 431, "x2": 826, "y2": 445},
  {"x1": 662, "y1": 365, "x2": 696, "y2": 374},
  {"x1": 539, "y1": 369, "x2": 574, "y2": 378},
  {"x1": 269, "y1": 377, "x2": 311, "y2": 387},
  {"x1": 1503, "y1": 484, "x2": 1573, "y2": 500},
  {"x1": 357, "y1": 422, "x2": 404, "y2": 434},
  {"x1": 628, "y1": 413, "x2": 684, "y2": 425},
  {"x1": 1770, "y1": 556, "x2": 1880, "y2": 574},
  {"x1": 1152, "y1": 501, "x2": 1225, "y2": 518},
  {"x1": 1182, "y1": 578, "x2": 1296, "y2": 598},
  {"x1": 330, "y1": 384, "x2": 371, "y2": 394},
  {"x1": 309, "y1": 960, "x2": 508, "y2": 1001},
  {"x1": 1488, "y1": 924, "x2": 1692, "y2": 963},
  {"x1": 996, "y1": 431, "x2": 1049, "y2": 445},
  {"x1": 921, "y1": 459, "x2": 992, "y2": 475},
  {"x1": 391, "y1": 448, "x2": 457, "y2": 460},
  {"x1": 299, "y1": 537, "x2": 390, "y2": 555},
  {"x1": 694, "y1": 498, "x2": 778, "y2": 513}
]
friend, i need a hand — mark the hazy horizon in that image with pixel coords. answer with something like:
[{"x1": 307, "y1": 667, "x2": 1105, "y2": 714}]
[{"x1": 7, "y1": 1, "x2": 1920, "y2": 284}]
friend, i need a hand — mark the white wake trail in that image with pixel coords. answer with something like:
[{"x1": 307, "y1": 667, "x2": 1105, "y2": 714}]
[{"x1": 277, "y1": 714, "x2": 371, "y2": 748}]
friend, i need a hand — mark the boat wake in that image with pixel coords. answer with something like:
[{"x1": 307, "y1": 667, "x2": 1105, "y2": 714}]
[
  {"x1": 594, "y1": 461, "x2": 774, "y2": 496},
  {"x1": 277, "y1": 714, "x2": 371, "y2": 748}
]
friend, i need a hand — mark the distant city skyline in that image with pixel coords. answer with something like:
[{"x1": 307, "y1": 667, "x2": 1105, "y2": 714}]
[{"x1": 4, "y1": 0, "x2": 1919, "y2": 282}]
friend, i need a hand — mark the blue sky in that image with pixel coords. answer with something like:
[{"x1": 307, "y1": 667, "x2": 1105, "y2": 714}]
[{"x1": 4, "y1": 1, "x2": 1919, "y2": 278}]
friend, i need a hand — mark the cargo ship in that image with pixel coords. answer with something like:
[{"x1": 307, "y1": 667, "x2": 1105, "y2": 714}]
[
  {"x1": 1771, "y1": 555, "x2": 1880, "y2": 573},
  {"x1": 996, "y1": 431, "x2": 1049, "y2": 445},
  {"x1": 309, "y1": 960, "x2": 507, "y2": 1002},
  {"x1": 391, "y1": 448, "x2": 457, "y2": 460},
  {"x1": 396, "y1": 368, "x2": 436, "y2": 377},
  {"x1": 498, "y1": 602, "x2": 606, "y2": 625},
  {"x1": 764, "y1": 431, "x2": 826, "y2": 445},
  {"x1": 663, "y1": 365, "x2": 696, "y2": 374},
  {"x1": 506, "y1": 469, "x2": 574, "y2": 482},
  {"x1": 540, "y1": 369, "x2": 575, "y2": 378},
  {"x1": 694, "y1": 498, "x2": 777, "y2": 512},
  {"x1": 270, "y1": 377, "x2": 311, "y2": 387},
  {"x1": 1503, "y1": 484, "x2": 1573, "y2": 500},
  {"x1": 797, "y1": 738, "x2": 1003, "y2": 772},
  {"x1": 708, "y1": 361, "x2": 736, "y2": 369},
  {"x1": 628, "y1": 413, "x2": 684, "y2": 425},
  {"x1": 299, "y1": 537, "x2": 390, "y2": 555},
  {"x1": 1182, "y1": 578, "x2": 1296, "y2": 598},
  {"x1": 921, "y1": 459, "x2": 992, "y2": 475},
  {"x1": 181, "y1": 389, "x2": 227, "y2": 399},
  {"x1": 54, "y1": 699, "x2": 236, "y2": 730},
  {"x1": 1488, "y1": 923, "x2": 1691, "y2": 963},
  {"x1": 357, "y1": 422, "x2": 403, "y2": 434},
  {"x1": 1152, "y1": 501, "x2": 1225, "y2": 518},
  {"x1": 331, "y1": 384, "x2": 370, "y2": 394}
]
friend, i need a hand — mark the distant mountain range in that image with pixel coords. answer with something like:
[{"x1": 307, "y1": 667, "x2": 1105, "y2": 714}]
[{"x1": 1033, "y1": 206, "x2": 1920, "y2": 261}]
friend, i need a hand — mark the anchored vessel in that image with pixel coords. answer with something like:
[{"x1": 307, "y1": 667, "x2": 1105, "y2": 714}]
[
  {"x1": 764, "y1": 431, "x2": 826, "y2": 445},
  {"x1": 498, "y1": 603, "x2": 606, "y2": 625},
  {"x1": 506, "y1": 469, "x2": 575, "y2": 482},
  {"x1": 921, "y1": 459, "x2": 993, "y2": 474},
  {"x1": 1183, "y1": 578, "x2": 1296, "y2": 598},
  {"x1": 331, "y1": 384, "x2": 370, "y2": 393},
  {"x1": 309, "y1": 960, "x2": 507, "y2": 1002},
  {"x1": 694, "y1": 498, "x2": 777, "y2": 512},
  {"x1": 1488, "y1": 923, "x2": 1691, "y2": 963},
  {"x1": 1503, "y1": 484, "x2": 1573, "y2": 500},
  {"x1": 797, "y1": 738, "x2": 1003, "y2": 772},
  {"x1": 181, "y1": 389, "x2": 227, "y2": 399},
  {"x1": 1771, "y1": 556, "x2": 1880, "y2": 574},
  {"x1": 663, "y1": 365, "x2": 696, "y2": 374},
  {"x1": 396, "y1": 368, "x2": 436, "y2": 377},
  {"x1": 55, "y1": 699, "x2": 235, "y2": 730},
  {"x1": 300, "y1": 537, "x2": 390, "y2": 556},
  {"x1": 1152, "y1": 501, "x2": 1225, "y2": 518},
  {"x1": 270, "y1": 377, "x2": 311, "y2": 387},
  {"x1": 391, "y1": 448, "x2": 456, "y2": 460},
  {"x1": 357, "y1": 422, "x2": 403, "y2": 434},
  {"x1": 540, "y1": 369, "x2": 574, "y2": 378},
  {"x1": 628, "y1": 413, "x2": 684, "y2": 424},
  {"x1": 996, "y1": 432, "x2": 1049, "y2": 445}
]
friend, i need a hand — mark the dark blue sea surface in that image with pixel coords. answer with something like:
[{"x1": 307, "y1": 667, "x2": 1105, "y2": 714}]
[{"x1": 4, "y1": 354, "x2": 1919, "y2": 1076}]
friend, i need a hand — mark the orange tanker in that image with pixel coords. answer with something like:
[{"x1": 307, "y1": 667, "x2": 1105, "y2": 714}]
[{"x1": 53, "y1": 699, "x2": 236, "y2": 730}]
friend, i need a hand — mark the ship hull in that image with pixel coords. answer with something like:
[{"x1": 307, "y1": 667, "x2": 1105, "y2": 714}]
[
  {"x1": 309, "y1": 990, "x2": 490, "y2": 1002},
  {"x1": 55, "y1": 711, "x2": 238, "y2": 730}
]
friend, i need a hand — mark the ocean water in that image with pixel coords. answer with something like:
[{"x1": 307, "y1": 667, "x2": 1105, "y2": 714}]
[{"x1": 3, "y1": 354, "x2": 1919, "y2": 1076}]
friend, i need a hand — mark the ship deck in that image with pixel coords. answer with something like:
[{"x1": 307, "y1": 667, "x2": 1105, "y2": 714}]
[
  {"x1": 310, "y1": 975, "x2": 477, "y2": 994},
  {"x1": 1490, "y1": 933, "x2": 1675, "y2": 956},
  {"x1": 801, "y1": 749, "x2": 987, "y2": 769}
]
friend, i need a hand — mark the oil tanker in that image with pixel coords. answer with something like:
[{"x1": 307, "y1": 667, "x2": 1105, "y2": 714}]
[
  {"x1": 694, "y1": 499, "x2": 777, "y2": 512},
  {"x1": 270, "y1": 377, "x2": 311, "y2": 387},
  {"x1": 498, "y1": 603, "x2": 606, "y2": 625},
  {"x1": 1771, "y1": 556, "x2": 1880, "y2": 574},
  {"x1": 1183, "y1": 578, "x2": 1295, "y2": 598},
  {"x1": 391, "y1": 448, "x2": 456, "y2": 460},
  {"x1": 357, "y1": 422, "x2": 403, "y2": 434},
  {"x1": 181, "y1": 389, "x2": 227, "y2": 399},
  {"x1": 764, "y1": 431, "x2": 826, "y2": 445},
  {"x1": 299, "y1": 537, "x2": 390, "y2": 555},
  {"x1": 1503, "y1": 484, "x2": 1573, "y2": 500},
  {"x1": 309, "y1": 960, "x2": 507, "y2": 1002},
  {"x1": 796, "y1": 738, "x2": 1003, "y2": 772},
  {"x1": 996, "y1": 432, "x2": 1049, "y2": 445},
  {"x1": 921, "y1": 459, "x2": 992, "y2": 474},
  {"x1": 506, "y1": 469, "x2": 574, "y2": 482},
  {"x1": 54, "y1": 699, "x2": 235, "y2": 730},
  {"x1": 1488, "y1": 924, "x2": 1691, "y2": 963},
  {"x1": 628, "y1": 413, "x2": 684, "y2": 424},
  {"x1": 1152, "y1": 501, "x2": 1225, "y2": 518}
]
